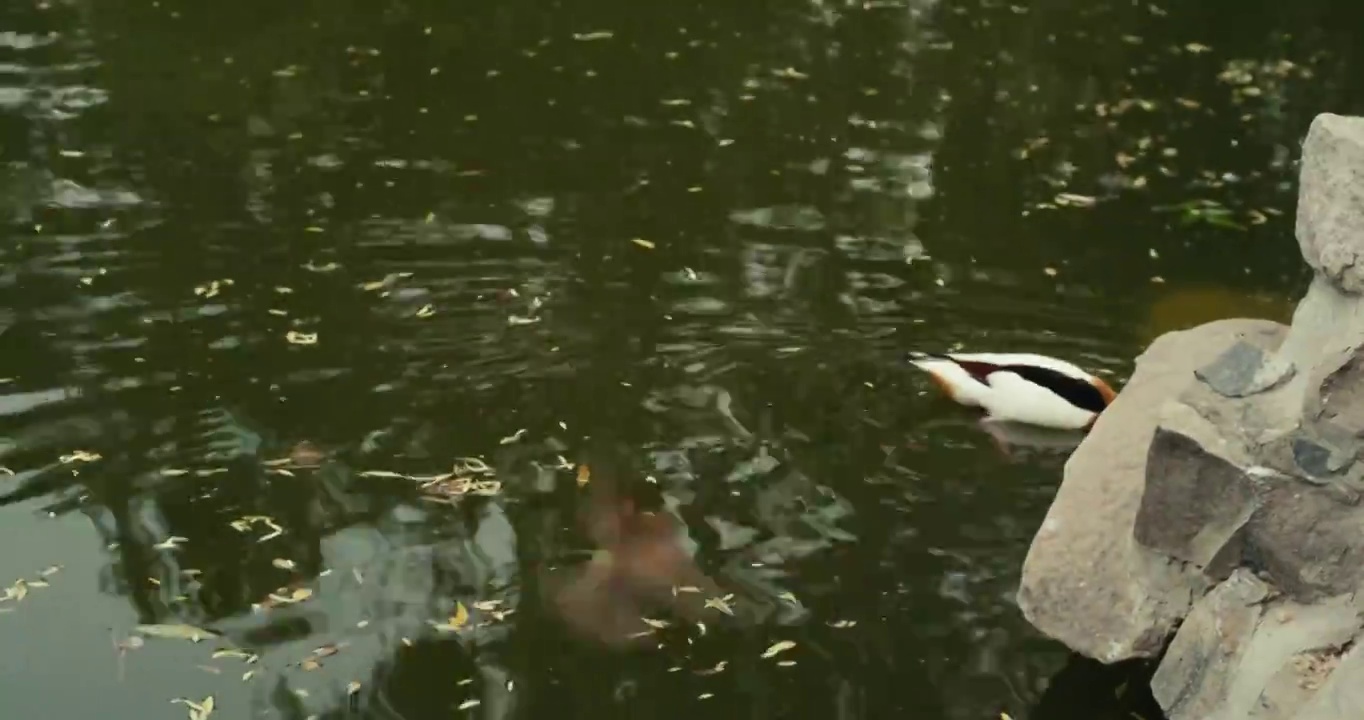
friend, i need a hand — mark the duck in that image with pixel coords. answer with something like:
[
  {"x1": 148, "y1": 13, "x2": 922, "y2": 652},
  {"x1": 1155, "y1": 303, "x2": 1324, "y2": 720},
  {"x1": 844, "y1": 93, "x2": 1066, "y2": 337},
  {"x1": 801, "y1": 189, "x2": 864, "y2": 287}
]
[{"x1": 905, "y1": 351, "x2": 1117, "y2": 431}]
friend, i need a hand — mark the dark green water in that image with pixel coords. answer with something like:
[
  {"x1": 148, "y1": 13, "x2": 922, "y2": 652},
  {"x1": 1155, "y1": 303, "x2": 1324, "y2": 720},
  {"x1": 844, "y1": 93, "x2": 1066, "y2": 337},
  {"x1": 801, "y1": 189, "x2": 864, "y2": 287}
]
[{"x1": 1, "y1": 0, "x2": 1359, "y2": 718}]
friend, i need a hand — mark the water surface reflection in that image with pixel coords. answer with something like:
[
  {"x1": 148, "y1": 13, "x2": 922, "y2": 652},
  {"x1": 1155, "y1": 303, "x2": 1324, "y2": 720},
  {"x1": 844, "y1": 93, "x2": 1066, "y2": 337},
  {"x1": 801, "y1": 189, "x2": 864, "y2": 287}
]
[{"x1": 0, "y1": 0, "x2": 1356, "y2": 718}]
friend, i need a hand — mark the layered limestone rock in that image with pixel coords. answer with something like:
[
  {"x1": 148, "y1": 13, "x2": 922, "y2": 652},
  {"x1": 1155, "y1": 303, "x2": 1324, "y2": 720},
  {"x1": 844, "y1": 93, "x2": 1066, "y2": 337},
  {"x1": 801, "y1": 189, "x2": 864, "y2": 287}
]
[{"x1": 1018, "y1": 113, "x2": 1364, "y2": 720}]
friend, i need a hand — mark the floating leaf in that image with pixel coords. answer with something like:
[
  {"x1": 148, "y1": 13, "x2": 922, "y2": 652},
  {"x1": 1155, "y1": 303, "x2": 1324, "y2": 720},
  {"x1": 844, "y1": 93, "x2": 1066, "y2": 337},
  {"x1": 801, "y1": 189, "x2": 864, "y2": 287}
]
[
  {"x1": 704, "y1": 595, "x2": 735, "y2": 616},
  {"x1": 761, "y1": 640, "x2": 796, "y2": 658},
  {"x1": 1054, "y1": 192, "x2": 1097, "y2": 208},
  {"x1": 285, "y1": 331, "x2": 318, "y2": 345},
  {"x1": 347, "y1": 681, "x2": 361, "y2": 695},
  {"x1": 171, "y1": 695, "x2": 215, "y2": 720},
  {"x1": 576, "y1": 464, "x2": 591, "y2": 487},
  {"x1": 358, "y1": 470, "x2": 411, "y2": 479},
  {"x1": 432, "y1": 602, "x2": 471, "y2": 632},
  {"x1": 135, "y1": 623, "x2": 220, "y2": 642}
]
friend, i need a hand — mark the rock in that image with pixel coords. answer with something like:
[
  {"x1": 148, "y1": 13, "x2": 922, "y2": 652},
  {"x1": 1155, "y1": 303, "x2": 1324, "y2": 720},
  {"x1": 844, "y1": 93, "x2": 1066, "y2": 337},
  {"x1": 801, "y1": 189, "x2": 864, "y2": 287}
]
[
  {"x1": 1135, "y1": 425, "x2": 1261, "y2": 580},
  {"x1": 1291, "y1": 642, "x2": 1364, "y2": 720},
  {"x1": 1296, "y1": 113, "x2": 1364, "y2": 294},
  {"x1": 1018, "y1": 113, "x2": 1364, "y2": 720},
  {"x1": 1151, "y1": 569, "x2": 1364, "y2": 720},
  {"x1": 1197, "y1": 340, "x2": 1294, "y2": 398},
  {"x1": 1017, "y1": 318, "x2": 1282, "y2": 662}
]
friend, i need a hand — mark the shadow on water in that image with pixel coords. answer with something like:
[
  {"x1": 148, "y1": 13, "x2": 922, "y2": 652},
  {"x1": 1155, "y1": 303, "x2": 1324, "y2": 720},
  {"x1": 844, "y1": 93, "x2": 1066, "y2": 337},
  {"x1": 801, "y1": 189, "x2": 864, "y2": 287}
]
[{"x1": 0, "y1": 0, "x2": 1360, "y2": 717}]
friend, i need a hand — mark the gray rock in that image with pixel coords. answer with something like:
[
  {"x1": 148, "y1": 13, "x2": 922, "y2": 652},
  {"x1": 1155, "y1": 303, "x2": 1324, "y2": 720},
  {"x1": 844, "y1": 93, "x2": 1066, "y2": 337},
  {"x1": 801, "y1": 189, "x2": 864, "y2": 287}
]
[
  {"x1": 1135, "y1": 425, "x2": 1261, "y2": 580},
  {"x1": 1291, "y1": 642, "x2": 1364, "y2": 720},
  {"x1": 1017, "y1": 318, "x2": 1281, "y2": 661},
  {"x1": 1019, "y1": 113, "x2": 1364, "y2": 720},
  {"x1": 1152, "y1": 569, "x2": 1364, "y2": 720},
  {"x1": 1197, "y1": 340, "x2": 1271, "y2": 397},
  {"x1": 1150, "y1": 569, "x2": 1271, "y2": 720},
  {"x1": 1296, "y1": 114, "x2": 1364, "y2": 294}
]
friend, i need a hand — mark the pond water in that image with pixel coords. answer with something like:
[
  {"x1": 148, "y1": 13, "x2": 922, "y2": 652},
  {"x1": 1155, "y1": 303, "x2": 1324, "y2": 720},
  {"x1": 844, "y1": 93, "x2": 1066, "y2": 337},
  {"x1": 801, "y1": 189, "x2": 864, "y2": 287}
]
[{"x1": 1, "y1": 0, "x2": 1360, "y2": 718}]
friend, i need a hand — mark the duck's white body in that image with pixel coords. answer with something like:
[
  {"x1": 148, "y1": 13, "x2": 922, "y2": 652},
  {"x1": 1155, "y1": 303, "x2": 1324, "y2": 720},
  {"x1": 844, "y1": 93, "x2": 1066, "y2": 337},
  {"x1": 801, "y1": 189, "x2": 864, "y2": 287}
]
[{"x1": 906, "y1": 351, "x2": 1116, "y2": 431}]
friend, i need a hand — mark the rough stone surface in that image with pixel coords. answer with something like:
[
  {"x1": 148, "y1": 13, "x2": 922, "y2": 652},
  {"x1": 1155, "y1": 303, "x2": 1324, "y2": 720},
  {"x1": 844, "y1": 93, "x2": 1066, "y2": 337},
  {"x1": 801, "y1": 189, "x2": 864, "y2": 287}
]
[
  {"x1": 1297, "y1": 113, "x2": 1364, "y2": 294},
  {"x1": 1151, "y1": 569, "x2": 1363, "y2": 720},
  {"x1": 1018, "y1": 113, "x2": 1364, "y2": 720},
  {"x1": 1016, "y1": 318, "x2": 1282, "y2": 662}
]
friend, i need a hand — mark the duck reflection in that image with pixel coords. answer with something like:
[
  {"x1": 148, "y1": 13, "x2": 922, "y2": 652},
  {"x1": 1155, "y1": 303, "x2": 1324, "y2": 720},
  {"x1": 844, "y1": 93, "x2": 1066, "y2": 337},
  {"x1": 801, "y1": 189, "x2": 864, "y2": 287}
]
[
  {"x1": 978, "y1": 419, "x2": 1086, "y2": 461},
  {"x1": 542, "y1": 458, "x2": 729, "y2": 649}
]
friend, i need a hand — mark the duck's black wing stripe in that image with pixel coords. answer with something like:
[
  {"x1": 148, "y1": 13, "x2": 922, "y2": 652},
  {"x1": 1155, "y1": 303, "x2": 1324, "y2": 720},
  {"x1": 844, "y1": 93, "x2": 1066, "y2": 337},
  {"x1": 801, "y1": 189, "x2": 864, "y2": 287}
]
[{"x1": 1002, "y1": 364, "x2": 1108, "y2": 413}]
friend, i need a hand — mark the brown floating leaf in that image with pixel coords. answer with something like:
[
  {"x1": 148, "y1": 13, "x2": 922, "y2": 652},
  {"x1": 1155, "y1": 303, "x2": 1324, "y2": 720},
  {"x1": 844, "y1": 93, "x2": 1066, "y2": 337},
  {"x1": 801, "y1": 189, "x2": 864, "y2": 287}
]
[{"x1": 576, "y1": 464, "x2": 591, "y2": 487}]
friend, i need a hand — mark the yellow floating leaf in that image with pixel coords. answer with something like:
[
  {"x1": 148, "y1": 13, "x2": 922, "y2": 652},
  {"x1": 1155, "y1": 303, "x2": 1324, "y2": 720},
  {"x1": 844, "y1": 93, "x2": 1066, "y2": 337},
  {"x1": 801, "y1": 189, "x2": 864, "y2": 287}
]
[
  {"x1": 761, "y1": 640, "x2": 796, "y2": 658},
  {"x1": 631, "y1": 238, "x2": 656, "y2": 250},
  {"x1": 359, "y1": 470, "x2": 411, "y2": 479},
  {"x1": 285, "y1": 331, "x2": 318, "y2": 345},
  {"x1": 704, "y1": 595, "x2": 735, "y2": 615},
  {"x1": 171, "y1": 695, "x2": 215, "y2": 720},
  {"x1": 60, "y1": 450, "x2": 102, "y2": 463},
  {"x1": 347, "y1": 681, "x2": 361, "y2": 695},
  {"x1": 457, "y1": 699, "x2": 481, "y2": 710},
  {"x1": 272, "y1": 558, "x2": 297, "y2": 570},
  {"x1": 136, "y1": 623, "x2": 219, "y2": 642},
  {"x1": 291, "y1": 588, "x2": 313, "y2": 601},
  {"x1": 452, "y1": 601, "x2": 470, "y2": 628},
  {"x1": 576, "y1": 464, "x2": 591, "y2": 487}
]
